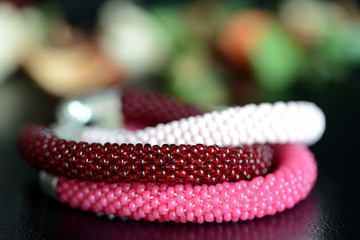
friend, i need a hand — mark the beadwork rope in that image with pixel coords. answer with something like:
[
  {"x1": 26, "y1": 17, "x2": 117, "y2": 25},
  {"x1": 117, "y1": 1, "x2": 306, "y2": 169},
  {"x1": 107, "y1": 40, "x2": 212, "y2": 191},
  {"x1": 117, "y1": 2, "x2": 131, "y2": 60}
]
[
  {"x1": 55, "y1": 144, "x2": 317, "y2": 223},
  {"x1": 19, "y1": 124, "x2": 274, "y2": 184},
  {"x1": 80, "y1": 101, "x2": 325, "y2": 146},
  {"x1": 18, "y1": 89, "x2": 324, "y2": 223}
]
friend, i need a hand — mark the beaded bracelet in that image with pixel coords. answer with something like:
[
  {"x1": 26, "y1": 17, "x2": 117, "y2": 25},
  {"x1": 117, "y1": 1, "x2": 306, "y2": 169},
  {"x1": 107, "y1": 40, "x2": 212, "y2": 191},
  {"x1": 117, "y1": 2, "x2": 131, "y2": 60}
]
[
  {"x1": 19, "y1": 89, "x2": 324, "y2": 224},
  {"x1": 19, "y1": 124, "x2": 273, "y2": 184},
  {"x1": 80, "y1": 101, "x2": 325, "y2": 146},
  {"x1": 47, "y1": 143, "x2": 317, "y2": 223}
]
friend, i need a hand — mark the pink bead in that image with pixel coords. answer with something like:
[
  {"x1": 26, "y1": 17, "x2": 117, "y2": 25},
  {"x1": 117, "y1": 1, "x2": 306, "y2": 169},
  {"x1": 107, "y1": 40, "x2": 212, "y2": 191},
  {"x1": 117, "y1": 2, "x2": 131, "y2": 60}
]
[
  {"x1": 208, "y1": 186, "x2": 217, "y2": 196},
  {"x1": 234, "y1": 182, "x2": 242, "y2": 191},
  {"x1": 169, "y1": 210, "x2": 177, "y2": 221},
  {"x1": 220, "y1": 191, "x2": 228, "y2": 200},
  {"x1": 175, "y1": 185, "x2": 184, "y2": 193},
  {"x1": 256, "y1": 210, "x2": 265, "y2": 218},
  {"x1": 72, "y1": 185, "x2": 79, "y2": 192},
  {"x1": 215, "y1": 216, "x2": 223, "y2": 223},
  {"x1": 176, "y1": 205, "x2": 185, "y2": 217},
  {"x1": 94, "y1": 189, "x2": 102, "y2": 198},
  {"x1": 89, "y1": 183, "x2": 97, "y2": 189},
  {"x1": 142, "y1": 191, "x2": 151, "y2": 201},
  {"x1": 223, "y1": 182, "x2": 230, "y2": 189},
  {"x1": 151, "y1": 197, "x2": 160, "y2": 208},
  {"x1": 167, "y1": 187, "x2": 175, "y2": 198},
  {"x1": 106, "y1": 192, "x2": 114, "y2": 202},
  {"x1": 186, "y1": 212, "x2": 195, "y2": 222},
  {"x1": 194, "y1": 207, "x2": 203, "y2": 217},
  {"x1": 128, "y1": 202, "x2": 137, "y2": 212},
  {"x1": 212, "y1": 196, "x2": 221, "y2": 207},
  {"x1": 151, "y1": 186, "x2": 159, "y2": 195},
  {"x1": 135, "y1": 196, "x2": 143, "y2": 207},
  {"x1": 193, "y1": 195, "x2": 201, "y2": 206},
  {"x1": 88, "y1": 194, "x2": 96, "y2": 204},
  {"x1": 114, "y1": 200, "x2": 121, "y2": 210},
  {"x1": 160, "y1": 183, "x2": 167, "y2": 191},
  {"x1": 136, "y1": 184, "x2": 145, "y2": 194},
  {"x1": 194, "y1": 186, "x2": 201, "y2": 194},
  {"x1": 128, "y1": 189, "x2": 136, "y2": 199},
  {"x1": 186, "y1": 200, "x2": 194, "y2": 212},
  {"x1": 93, "y1": 202, "x2": 102, "y2": 213},
  {"x1": 101, "y1": 185, "x2": 109, "y2": 192},
  {"x1": 250, "y1": 206, "x2": 258, "y2": 216},
  {"x1": 99, "y1": 197, "x2": 107, "y2": 207},
  {"x1": 120, "y1": 195, "x2": 128, "y2": 205},
  {"x1": 259, "y1": 201, "x2": 267, "y2": 210},
  {"x1": 205, "y1": 213, "x2": 214, "y2": 222},
  {"x1": 216, "y1": 183, "x2": 223, "y2": 191},
  {"x1": 197, "y1": 216, "x2": 204, "y2": 224},
  {"x1": 240, "y1": 211, "x2": 249, "y2": 221},
  {"x1": 75, "y1": 191, "x2": 84, "y2": 200},
  {"x1": 228, "y1": 186, "x2": 235, "y2": 195},
  {"x1": 115, "y1": 187, "x2": 122, "y2": 196},
  {"x1": 160, "y1": 215, "x2": 167, "y2": 222},
  {"x1": 232, "y1": 208, "x2": 241, "y2": 218},
  {"x1": 242, "y1": 202, "x2": 250, "y2": 212},
  {"x1": 201, "y1": 190, "x2": 208, "y2": 201},
  {"x1": 104, "y1": 205, "x2": 115, "y2": 215},
  {"x1": 81, "y1": 200, "x2": 91, "y2": 211},
  {"x1": 213, "y1": 207, "x2": 221, "y2": 218},
  {"x1": 230, "y1": 197, "x2": 237, "y2": 207},
  {"x1": 222, "y1": 202, "x2": 230, "y2": 214},
  {"x1": 224, "y1": 212, "x2": 232, "y2": 222},
  {"x1": 168, "y1": 198, "x2": 176, "y2": 210},
  {"x1": 203, "y1": 201, "x2": 212, "y2": 213},
  {"x1": 147, "y1": 214, "x2": 155, "y2": 222},
  {"x1": 143, "y1": 203, "x2": 151, "y2": 214},
  {"x1": 158, "y1": 204, "x2": 167, "y2": 215},
  {"x1": 138, "y1": 208, "x2": 146, "y2": 218},
  {"x1": 62, "y1": 182, "x2": 70, "y2": 189},
  {"x1": 186, "y1": 188, "x2": 193, "y2": 199},
  {"x1": 180, "y1": 215, "x2": 187, "y2": 223},
  {"x1": 177, "y1": 193, "x2": 185, "y2": 205},
  {"x1": 152, "y1": 209, "x2": 160, "y2": 219},
  {"x1": 159, "y1": 193, "x2": 167, "y2": 203}
]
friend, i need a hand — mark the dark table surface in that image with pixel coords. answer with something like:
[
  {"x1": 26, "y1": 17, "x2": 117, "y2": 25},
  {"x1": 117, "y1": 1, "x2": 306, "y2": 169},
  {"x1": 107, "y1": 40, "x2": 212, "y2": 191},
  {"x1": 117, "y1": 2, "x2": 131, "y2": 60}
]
[{"x1": 1, "y1": 75, "x2": 360, "y2": 240}]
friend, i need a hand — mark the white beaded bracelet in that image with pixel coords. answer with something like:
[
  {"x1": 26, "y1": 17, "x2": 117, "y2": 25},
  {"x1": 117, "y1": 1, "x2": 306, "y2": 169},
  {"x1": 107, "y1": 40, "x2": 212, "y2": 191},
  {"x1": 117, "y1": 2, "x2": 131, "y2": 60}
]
[{"x1": 79, "y1": 101, "x2": 325, "y2": 146}]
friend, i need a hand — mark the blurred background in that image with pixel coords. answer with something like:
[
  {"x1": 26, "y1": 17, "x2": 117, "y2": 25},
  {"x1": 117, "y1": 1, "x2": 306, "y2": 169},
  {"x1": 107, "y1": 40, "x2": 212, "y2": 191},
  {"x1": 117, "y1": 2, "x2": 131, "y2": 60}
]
[
  {"x1": 1, "y1": 0, "x2": 360, "y2": 137},
  {"x1": 1, "y1": 0, "x2": 360, "y2": 239}
]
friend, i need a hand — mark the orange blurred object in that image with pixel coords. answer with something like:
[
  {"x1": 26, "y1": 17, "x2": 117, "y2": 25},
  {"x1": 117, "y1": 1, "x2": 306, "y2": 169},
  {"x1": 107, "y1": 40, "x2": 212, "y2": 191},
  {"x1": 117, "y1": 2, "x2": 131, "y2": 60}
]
[
  {"x1": 23, "y1": 24, "x2": 122, "y2": 97},
  {"x1": 217, "y1": 10, "x2": 273, "y2": 69}
]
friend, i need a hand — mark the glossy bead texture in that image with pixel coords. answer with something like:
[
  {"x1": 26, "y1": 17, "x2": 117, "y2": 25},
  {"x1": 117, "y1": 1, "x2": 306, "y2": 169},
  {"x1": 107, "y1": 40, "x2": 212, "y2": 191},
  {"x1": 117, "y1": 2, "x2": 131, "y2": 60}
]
[
  {"x1": 56, "y1": 144, "x2": 317, "y2": 223},
  {"x1": 122, "y1": 89, "x2": 203, "y2": 127},
  {"x1": 81, "y1": 101, "x2": 325, "y2": 146},
  {"x1": 19, "y1": 124, "x2": 273, "y2": 184}
]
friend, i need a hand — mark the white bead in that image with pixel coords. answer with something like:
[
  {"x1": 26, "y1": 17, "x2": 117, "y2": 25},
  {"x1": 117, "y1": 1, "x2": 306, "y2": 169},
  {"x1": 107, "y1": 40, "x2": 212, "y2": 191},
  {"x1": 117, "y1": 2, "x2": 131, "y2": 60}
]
[{"x1": 79, "y1": 101, "x2": 325, "y2": 146}]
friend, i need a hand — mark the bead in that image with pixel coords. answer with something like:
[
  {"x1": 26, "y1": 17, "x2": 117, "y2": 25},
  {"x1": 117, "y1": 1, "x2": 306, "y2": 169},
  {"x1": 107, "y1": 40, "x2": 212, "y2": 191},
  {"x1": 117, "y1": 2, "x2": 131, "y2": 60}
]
[
  {"x1": 19, "y1": 125, "x2": 274, "y2": 185},
  {"x1": 23, "y1": 89, "x2": 323, "y2": 224},
  {"x1": 151, "y1": 197, "x2": 159, "y2": 209},
  {"x1": 81, "y1": 101, "x2": 325, "y2": 146},
  {"x1": 175, "y1": 205, "x2": 185, "y2": 217},
  {"x1": 56, "y1": 144, "x2": 318, "y2": 223}
]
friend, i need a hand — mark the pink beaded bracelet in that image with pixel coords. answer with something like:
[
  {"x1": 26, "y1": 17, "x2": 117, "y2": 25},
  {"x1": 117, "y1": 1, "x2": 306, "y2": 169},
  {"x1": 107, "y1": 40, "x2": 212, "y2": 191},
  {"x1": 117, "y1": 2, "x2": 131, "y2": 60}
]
[{"x1": 52, "y1": 143, "x2": 317, "y2": 223}]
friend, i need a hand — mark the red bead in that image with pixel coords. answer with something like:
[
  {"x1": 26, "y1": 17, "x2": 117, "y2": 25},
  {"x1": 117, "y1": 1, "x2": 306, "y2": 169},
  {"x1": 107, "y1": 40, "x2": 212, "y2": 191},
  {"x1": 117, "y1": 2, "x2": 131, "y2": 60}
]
[
  {"x1": 19, "y1": 124, "x2": 274, "y2": 185},
  {"x1": 121, "y1": 89, "x2": 203, "y2": 127}
]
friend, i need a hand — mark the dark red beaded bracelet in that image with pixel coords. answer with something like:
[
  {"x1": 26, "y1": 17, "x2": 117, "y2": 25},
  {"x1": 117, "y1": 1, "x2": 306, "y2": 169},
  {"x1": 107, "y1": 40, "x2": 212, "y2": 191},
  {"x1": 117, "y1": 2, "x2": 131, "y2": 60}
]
[
  {"x1": 18, "y1": 124, "x2": 273, "y2": 185},
  {"x1": 121, "y1": 89, "x2": 203, "y2": 127}
]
